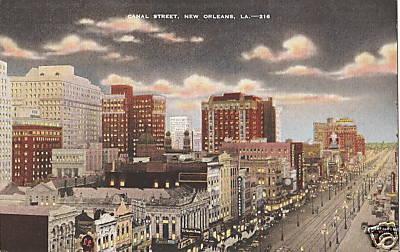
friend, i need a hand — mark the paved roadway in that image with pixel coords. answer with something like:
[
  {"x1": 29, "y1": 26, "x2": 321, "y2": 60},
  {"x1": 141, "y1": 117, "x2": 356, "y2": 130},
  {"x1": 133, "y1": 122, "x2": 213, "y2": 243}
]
[
  {"x1": 338, "y1": 149, "x2": 398, "y2": 252},
  {"x1": 254, "y1": 148, "x2": 395, "y2": 252}
]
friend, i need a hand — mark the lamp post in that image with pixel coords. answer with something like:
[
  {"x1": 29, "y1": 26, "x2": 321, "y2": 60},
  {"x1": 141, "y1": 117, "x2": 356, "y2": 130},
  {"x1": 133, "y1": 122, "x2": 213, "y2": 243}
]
[
  {"x1": 364, "y1": 179, "x2": 367, "y2": 196},
  {"x1": 340, "y1": 176, "x2": 343, "y2": 190},
  {"x1": 357, "y1": 189, "x2": 361, "y2": 212},
  {"x1": 334, "y1": 183, "x2": 337, "y2": 196},
  {"x1": 368, "y1": 177, "x2": 371, "y2": 191},
  {"x1": 343, "y1": 201, "x2": 348, "y2": 229},
  {"x1": 328, "y1": 185, "x2": 331, "y2": 200},
  {"x1": 352, "y1": 192, "x2": 355, "y2": 213},
  {"x1": 311, "y1": 193, "x2": 315, "y2": 215},
  {"x1": 334, "y1": 210, "x2": 340, "y2": 244},
  {"x1": 320, "y1": 188, "x2": 324, "y2": 207},
  {"x1": 321, "y1": 223, "x2": 328, "y2": 252}
]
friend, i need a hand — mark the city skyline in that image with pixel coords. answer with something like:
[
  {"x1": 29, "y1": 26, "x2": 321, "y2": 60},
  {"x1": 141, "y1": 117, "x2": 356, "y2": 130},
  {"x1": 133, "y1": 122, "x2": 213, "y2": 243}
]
[{"x1": 0, "y1": 0, "x2": 397, "y2": 142}]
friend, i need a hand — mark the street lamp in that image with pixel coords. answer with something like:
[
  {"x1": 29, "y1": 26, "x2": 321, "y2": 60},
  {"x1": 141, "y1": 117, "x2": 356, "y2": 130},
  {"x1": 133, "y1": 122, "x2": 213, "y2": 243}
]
[
  {"x1": 280, "y1": 213, "x2": 284, "y2": 241},
  {"x1": 343, "y1": 201, "x2": 348, "y2": 229},
  {"x1": 295, "y1": 202, "x2": 300, "y2": 227},
  {"x1": 321, "y1": 223, "x2": 328, "y2": 252},
  {"x1": 357, "y1": 189, "x2": 361, "y2": 212},
  {"x1": 334, "y1": 210, "x2": 340, "y2": 244},
  {"x1": 311, "y1": 193, "x2": 316, "y2": 214},
  {"x1": 340, "y1": 176, "x2": 343, "y2": 190},
  {"x1": 334, "y1": 183, "x2": 337, "y2": 196},
  {"x1": 328, "y1": 184, "x2": 332, "y2": 200},
  {"x1": 352, "y1": 192, "x2": 355, "y2": 213},
  {"x1": 320, "y1": 188, "x2": 324, "y2": 207}
]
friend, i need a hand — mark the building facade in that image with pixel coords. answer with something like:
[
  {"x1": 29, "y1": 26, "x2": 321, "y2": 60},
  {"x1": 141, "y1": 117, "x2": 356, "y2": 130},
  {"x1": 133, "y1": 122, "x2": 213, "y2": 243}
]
[
  {"x1": 102, "y1": 86, "x2": 166, "y2": 159},
  {"x1": 168, "y1": 116, "x2": 192, "y2": 150},
  {"x1": 94, "y1": 213, "x2": 117, "y2": 252},
  {"x1": 131, "y1": 95, "x2": 166, "y2": 157},
  {"x1": 221, "y1": 140, "x2": 304, "y2": 190},
  {"x1": 51, "y1": 143, "x2": 103, "y2": 177},
  {"x1": 12, "y1": 118, "x2": 62, "y2": 185},
  {"x1": 102, "y1": 85, "x2": 133, "y2": 159},
  {"x1": 201, "y1": 92, "x2": 276, "y2": 153},
  {"x1": 11, "y1": 65, "x2": 102, "y2": 149},
  {"x1": 313, "y1": 118, "x2": 366, "y2": 161},
  {"x1": 115, "y1": 201, "x2": 133, "y2": 252},
  {"x1": 192, "y1": 128, "x2": 202, "y2": 152},
  {"x1": 0, "y1": 60, "x2": 12, "y2": 183}
]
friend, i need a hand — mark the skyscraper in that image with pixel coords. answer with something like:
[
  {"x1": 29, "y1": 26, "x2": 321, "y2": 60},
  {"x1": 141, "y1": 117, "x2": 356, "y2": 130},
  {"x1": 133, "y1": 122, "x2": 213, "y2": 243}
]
[
  {"x1": 11, "y1": 65, "x2": 102, "y2": 149},
  {"x1": 131, "y1": 95, "x2": 166, "y2": 157},
  {"x1": 102, "y1": 85, "x2": 133, "y2": 158},
  {"x1": 12, "y1": 116, "x2": 62, "y2": 185},
  {"x1": 0, "y1": 60, "x2": 12, "y2": 183},
  {"x1": 201, "y1": 92, "x2": 276, "y2": 153},
  {"x1": 168, "y1": 116, "x2": 192, "y2": 149}
]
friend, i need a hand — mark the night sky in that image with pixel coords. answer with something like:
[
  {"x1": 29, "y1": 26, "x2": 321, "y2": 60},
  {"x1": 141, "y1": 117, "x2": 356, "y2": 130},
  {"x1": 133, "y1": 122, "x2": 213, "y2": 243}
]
[{"x1": 0, "y1": 0, "x2": 397, "y2": 142}]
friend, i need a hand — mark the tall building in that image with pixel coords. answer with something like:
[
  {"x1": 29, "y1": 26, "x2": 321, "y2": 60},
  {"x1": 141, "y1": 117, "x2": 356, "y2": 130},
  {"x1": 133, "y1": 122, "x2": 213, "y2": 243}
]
[
  {"x1": 313, "y1": 117, "x2": 366, "y2": 161},
  {"x1": 131, "y1": 95, "x2": 166, "y2": 157},
  {"x1": 201, "y1": 92, "x2": 276, "y2": 153},
  {"x1": 192, "y1": 128, "x2": 202, "y2": 152},
  {"x1": 168, "y1": 116, "x2": 192, "y2": 149},
  {"x1": 0, "y1": 60, "x2": 12, "y2": 183},
  {"x1": 0, "y1": 61, "x2": 12, "y2": 183},
  {"x1": 102, "y1": 85, "x2": 133, "y2": 158},
  {"x1": 102, "y1": 87, "x2": 166, "y2": 159},
  {"x1": 10, "y1": 65, "x2": 102, "y2": 149},
  {"x1": 275, "y1": 106, "x2": 282, "y2": 142},
  {"x1": 219, "y1": 152, "x2": 237, "y2": 221},
  {"x1": 12, "y1": 117, "x2": 62, "y2": 185}
]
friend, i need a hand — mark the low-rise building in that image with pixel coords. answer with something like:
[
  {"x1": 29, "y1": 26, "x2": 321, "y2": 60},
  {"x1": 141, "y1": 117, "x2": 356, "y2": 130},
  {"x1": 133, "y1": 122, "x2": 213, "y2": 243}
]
[
  {"x1": 0, "y1": 205, "x2": 77, "y2": 252},
  {"x1": 115, "y1": 201, "x2": 133, "y2": 251},
  {"x1": 94, "y1": 213, "x2": 117, "y2": 252},
  {"x1": 52, "y1": 143, "x2": 101, "y2": 177}
]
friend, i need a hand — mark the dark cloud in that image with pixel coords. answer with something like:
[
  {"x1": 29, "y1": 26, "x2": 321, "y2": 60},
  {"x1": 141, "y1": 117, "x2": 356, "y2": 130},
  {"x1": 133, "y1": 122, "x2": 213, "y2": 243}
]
[{"x1": 0, "y1": 0, "x2": 397, "y2": 142}]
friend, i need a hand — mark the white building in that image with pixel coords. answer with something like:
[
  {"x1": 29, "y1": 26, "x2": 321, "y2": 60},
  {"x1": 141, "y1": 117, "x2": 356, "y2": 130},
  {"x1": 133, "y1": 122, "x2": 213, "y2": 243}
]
[
  {"x1": 168, "y1": 116, "x2": 192, "y2": 149},
  {"x1": 192, "y1": 128, "x2": 202, "y2": 152},
  {"x1": 10, "y1": 65, "x2": 102, "y2": 148},
  {"x1": 0, "y1": 60, "x2": 12, "y2": 183},
  {"x1": 52, "y1": 143, "x2": 103, "y2": 177},
  {"x1": 204, "y1": 157, "x2": 222, "y2": 224},
  {"x1": 94, "y1": 213, "x2": 117, "y2": 252},
  {"x1": 275, "y1": 106, "x2": 282, "y2": 142}
]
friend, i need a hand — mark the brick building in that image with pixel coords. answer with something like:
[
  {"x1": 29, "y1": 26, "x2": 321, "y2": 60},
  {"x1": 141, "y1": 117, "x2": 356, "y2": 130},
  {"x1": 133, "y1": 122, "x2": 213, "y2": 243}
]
[
  {"x1": 102, "y1": 85, "x2": 132, "y2": 158},
  {"x1": 221, "y1": 140, "x2": 304, "y2": 190},
  {"x1": 12, "y1": 119, "x2": 62, "y2": 185},
  {"x1": 102, "y1": 85, "x2": 166, "y2": 159},
  {"x1": 313, "y1": 118, "x2": 366, "y2": 161},
  {"x1": 131, "y1": 95, "x2": 166, "y2": 156},
  {"x1": 201, "y1": 93, "x2": 276, "y2": 153}
]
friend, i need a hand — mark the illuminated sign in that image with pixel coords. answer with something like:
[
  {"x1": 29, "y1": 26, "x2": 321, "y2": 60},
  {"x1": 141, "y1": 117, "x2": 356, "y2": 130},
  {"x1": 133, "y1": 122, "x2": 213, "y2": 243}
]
[{"x1": 81, "y1": 234, "x2": 94, "y2": 252}]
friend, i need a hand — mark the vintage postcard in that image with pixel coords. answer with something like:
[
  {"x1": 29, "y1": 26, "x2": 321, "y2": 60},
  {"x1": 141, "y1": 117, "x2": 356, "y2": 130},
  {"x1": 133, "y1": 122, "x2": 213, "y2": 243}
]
[{"x1": 0, "y1": 0, "x2": 397, "y2": 251}]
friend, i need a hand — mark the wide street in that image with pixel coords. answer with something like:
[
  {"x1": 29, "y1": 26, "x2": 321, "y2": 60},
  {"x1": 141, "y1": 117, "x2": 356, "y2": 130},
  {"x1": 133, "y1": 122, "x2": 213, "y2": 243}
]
[{"x1": 242, "y1": 147, "x2": 396, "y2": 252}]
